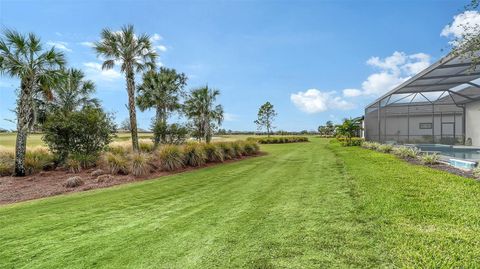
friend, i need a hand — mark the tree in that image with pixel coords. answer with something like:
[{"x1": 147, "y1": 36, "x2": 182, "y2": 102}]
[
  {"x1": 94, "y1": 25, "x2": 157, "y2": 151},
  {"x1": 42, "y1": 106, "x2": 116, "y2": 164},
  {"x1": 318, "y1": 120, "x2": 335, "y2": 137},
  {"x1": 336, "y1": 118, "x2": 362, "y2": 145},
  {"x1": 136, "y1": 67, "x2": 187, "y2": 146},
  {"x1": 0, "y1": 30, "x2": 65, "y2": 176},
  {"x1": 254, "y1": 102, "x2": 277, "y2": 137},
  {"x1": 120, "y1": 118, "x2": 131, "y2": 132},
  {"x1": 183, "y1": 86, "x2": 224, "y2": 143},
  {"x1": 448, "y1": 1, "x2": 480, "y2": 69},
  {"x1": 50, "y1": 68, "x2": 98, "y2": 114}
]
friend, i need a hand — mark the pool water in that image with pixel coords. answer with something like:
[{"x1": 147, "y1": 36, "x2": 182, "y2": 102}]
[{"x1": 412, "y1": 144, "x2": 480, "y2": 160}]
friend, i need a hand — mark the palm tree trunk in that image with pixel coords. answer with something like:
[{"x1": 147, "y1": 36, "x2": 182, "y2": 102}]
[
  {"x1": 14, "y1": 83, "x2": 32, "y2": 177},
  {"x1": 126, "y1": 68, "x2": 139, "y2": 151}
]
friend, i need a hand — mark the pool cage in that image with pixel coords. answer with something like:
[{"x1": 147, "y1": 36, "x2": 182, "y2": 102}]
[{"x1": 365, "y1": 53, "x2": 480, "y2": 145}]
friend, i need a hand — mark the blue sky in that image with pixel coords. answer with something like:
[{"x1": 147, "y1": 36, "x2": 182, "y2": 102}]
[{"x1": 0, "y1": 0, "x2": 471, "y2": 131}]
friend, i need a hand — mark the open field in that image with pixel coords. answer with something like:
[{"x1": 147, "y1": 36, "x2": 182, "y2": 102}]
[
  {"x1": 0, "y1": 133, "x2": 304, "y2": 148},
  {"x1": 1, "y1": 138, "x2": 480, "y2": 267}
]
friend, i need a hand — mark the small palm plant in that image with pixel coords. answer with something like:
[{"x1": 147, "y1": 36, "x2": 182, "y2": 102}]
[
  {"x1": 94, "y1": 25, "x2": 157, "y2": 151},
  {"x1": 0, "y1": 30, "x2": 65, "y2": 176},
  {"x1": 336, "y1": 118, "x2": 362, "y2": 146}
]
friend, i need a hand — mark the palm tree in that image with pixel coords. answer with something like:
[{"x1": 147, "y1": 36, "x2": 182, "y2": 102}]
[
  {"x1": 51, "y1": 68, "x2": 98, "y2": 114},
  {"x1": 136, "y1": 67, "x2": 187, "y2": 145},
  {"x1": 336, "y1": 118, "x2": 362, "y2": 145},
  {"x1": 0, "y1": 30, "x2": 65, "y2": 176},
  {"x1": 184, "y1": 86, "x2": 224, "y2": 143},
  {"x1": 94, "y1": 25, "x2": 157, "y2": 151}
]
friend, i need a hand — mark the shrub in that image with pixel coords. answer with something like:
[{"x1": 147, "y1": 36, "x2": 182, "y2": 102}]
[
  {"x1": 0, "y1": 147, "x2": 14, "y2": 176},
  {"x1": 103, "y1": 152, "x2": 128, "y2": 175},
  {"x1": 108, "y1": 141, "x2": 131, "y2": 156},
  {"x1": 231, "y1": 141, "x2": 245, "y2": 158},
  {"x1": 152, "y1": 121, "x2": 188, "y2": 146},
  {"x1": 24, "y1": 147, "x2": 54, "y2": 175},
  {"x1": 377, "y1": 144, "x2": 394, "y2": 153},
  {"x1": 156, "y1": 145, "x2": 185, "y2": 171},
  {"x1": 361, "y1": 141, "x2": 381, "y2": 150},
  {"x1": 473, "y1": 166, "x2": 480, "y2": 179},
  {"x1": 393, "y1": 146, "x2": 419, "y2": 159},
  {"x1": 420, "y1": 153, "x2": 440, "y2": 165},
  {"x1": 66, "y1": 158, "x2": 81, "y2": 173},
  {"x1": 248, "y1": 136, "x2": 308, "y2": 144},
  {"x1": 139, "y1": 139, "x2": 155, "y2": 153},
  {"x1": 337, "y1": 137, "x2": 363, "y2": 146},
  {"x1": 91, "y1": 169, "x2": 105, "y2": 177},
  {"x1": 183, "y1": 143, "x2": 207, "y2": 167},
  {"x1": 129, "y1": 153, "x2": 150, "y2": 177},
  {"x1": 42, "y1": 106, "x2": 115, "y2": 163},
  {"x1": 202, "y1": 143, "x2": 224, "y2": 163},
  {"x1": 216, "y1": 142, "x2": 235, "y2": 160},
  {"x1": 96, "y1": 174, "x2": 114, "y2": 183},
  {"x1": 65, "y1": 176, "x2": 83, "y2": 188},
  {"x1": 243, "y1": 141, "x2": 260, "y2": 155}
]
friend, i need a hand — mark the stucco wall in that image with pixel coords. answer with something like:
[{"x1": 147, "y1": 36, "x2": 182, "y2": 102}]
[{"x1": 466, "y1": 100, "x2": 480, "y2": 146}]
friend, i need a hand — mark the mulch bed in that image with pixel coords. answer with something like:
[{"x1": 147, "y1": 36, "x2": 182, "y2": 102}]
[
  {"x1": 0, "y1": 153, "x2": 265, "y2": 205},
  {"x1": 405, "y1": 157, "x2": 476, "y2": 179}
]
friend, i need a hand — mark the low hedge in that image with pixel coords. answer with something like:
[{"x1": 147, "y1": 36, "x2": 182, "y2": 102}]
[
  {"x1": 336, "y1": 137, "x2": 364, "y2": 146},
  {"x1": 247, "y1": 136, "x2": 309, "y2": 144}
]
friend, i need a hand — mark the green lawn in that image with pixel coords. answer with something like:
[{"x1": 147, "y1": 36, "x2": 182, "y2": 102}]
[{"x1": 1, "y1": 138, "x2": 480, "y2": 268}]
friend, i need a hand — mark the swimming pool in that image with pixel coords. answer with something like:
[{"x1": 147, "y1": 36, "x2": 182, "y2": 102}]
[{"x1": 410, "y1": 144, "x2": 480, "y2": 161}]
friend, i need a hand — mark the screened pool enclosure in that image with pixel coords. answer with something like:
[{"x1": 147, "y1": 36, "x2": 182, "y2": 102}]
[{"x1": 364, "y1": 53, "x2": 480, "y2": 146}]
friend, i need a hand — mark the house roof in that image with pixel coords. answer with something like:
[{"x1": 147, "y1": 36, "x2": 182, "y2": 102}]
[{"x1": 366, "y1": 52, "x2": 480, "y2": 109}]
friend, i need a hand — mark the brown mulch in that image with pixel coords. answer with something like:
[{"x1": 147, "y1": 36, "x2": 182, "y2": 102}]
[
  {"x1": 0, "y1": 153, "x2": 266, "y2": 206},
  {"x1": 405, "y1": 157, "x2": 476, "y2": 179}
]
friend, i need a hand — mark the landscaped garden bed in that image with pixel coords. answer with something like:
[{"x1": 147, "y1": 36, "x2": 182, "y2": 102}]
[{"x1": 0, "y1": 140, "x2": 262, "y2": 204}]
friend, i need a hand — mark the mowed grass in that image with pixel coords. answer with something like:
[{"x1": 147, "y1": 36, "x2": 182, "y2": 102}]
[{"x1": 1, "y1": 139, "x2": 480, "y2": 268}]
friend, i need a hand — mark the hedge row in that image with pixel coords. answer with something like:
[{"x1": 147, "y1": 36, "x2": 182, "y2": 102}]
[
  {"x1": 247, "y1": 136, "x2": 309, "y2": 144},
  {"x1": 0, "y1": 140, "x2": 261, "y2": 177}
]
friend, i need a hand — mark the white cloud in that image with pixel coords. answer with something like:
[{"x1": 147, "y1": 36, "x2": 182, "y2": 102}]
[
  {"x1": 150, "y1": 33, "x2": 162, "y2": 42},
  {"x1": 46, "y1": 41, "x2": 72, "y2": 52},
  {"x1": 290, "y1": 89, "x2": 355, "y2": 114},
  {"x1": 83, "y1": 62, "x2": 122, "y2": 82},
  {"x1": 224, "y1": 113, "x2": 238, "y2": 121},
  {"x1": 80, "y1": 41, "x2": 95, "y2": 47},
  {"x1": 343, "y1": 51, "x2": 431, "y2": 97},
  {"x1": 342, "y1": 88, "x2": 362, "y2": 97},
  {"x1": 441, "y1": 11, "x2": 480, "y2": 40},
  {"x1": 156, "y1": 45, "x2": 167, "y2": 52}
]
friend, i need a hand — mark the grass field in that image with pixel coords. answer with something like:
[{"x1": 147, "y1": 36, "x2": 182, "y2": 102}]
[{"x1": 1, "y1": 138, "x2": 480, "y2": 268}]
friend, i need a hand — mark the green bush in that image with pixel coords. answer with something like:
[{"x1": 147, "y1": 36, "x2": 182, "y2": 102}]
[
  {"x1": 183, "y1": 143, "x2": 207, "y2": 167},
  {"x1": 129, "y1": 153, "x2": 150, "y2": 176},
  {"x1": 202, "y1": 143, "x2": 224, "y2": 163},
  {"x1": 0, "y1": 147, "x2": 14, "y2": 176},
  {"x1": 230, "y1": 141, "x2": 245, "y2": 158},
  {"x1": 377, "y1": 144, "x2": 394, "y2": 153},
  {"x1": 336, "y1": 137, "x2": 363, "y2": 146},
  {"x1": 42, "y1": 106, "x2": 115, "y2": 163},
  {"x1": 247, "y1": 136, "x2": 308, "y2": 144},
  {"x1": 393, "y1": 146, "x2": 419, "y2": 159},
  {"x1": 243, "y1": 141, "x2": 260, "y2": 155},
  {"x1": 473, "y1": 166, "x2": 480, "y2": 179},
  {"x1": 24, "y1": 147, "x2": 54, "y2": 175},
  {"x1": 420, "y1": 153, "x2": 440, "y2": 165},
  {"x1": 216, "y1": 142, "x2": 235, "y2": 160},
  {"x1": 103, "y1": 152, "x2": 128, "y2": 175},
  {"x1": 156, "y1": 145, "x2": 185, "y2": 171},
  {"x1": 361, "y1": 141, "x2": 381, "y2": 150},
  {"x1": 65, "y1": 158, "x2": 81, "y2": 173},
  {"x1": 139, "y1": 139, "x2": 155, "y2": 153},
  {"x1": 151, "y1": 121, "x2": 188, "y2": 146}
]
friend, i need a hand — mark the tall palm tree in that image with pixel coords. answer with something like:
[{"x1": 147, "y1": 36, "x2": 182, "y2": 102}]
[
  {"x1": 94, "y1": 25, "x2": 157, "y2": 151},
  {"x1": 184, "y1": 86, "x2": 224, "y2": 143},
  {"x1": 0, "y1": 30, "x2": 65, "y2": 176},
  {"x1": 136, "y1": 67, "x2": 187, "y2": 145},
  {"x1": 51, "y1": 68, "x2": 98, "y2": 114}
]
